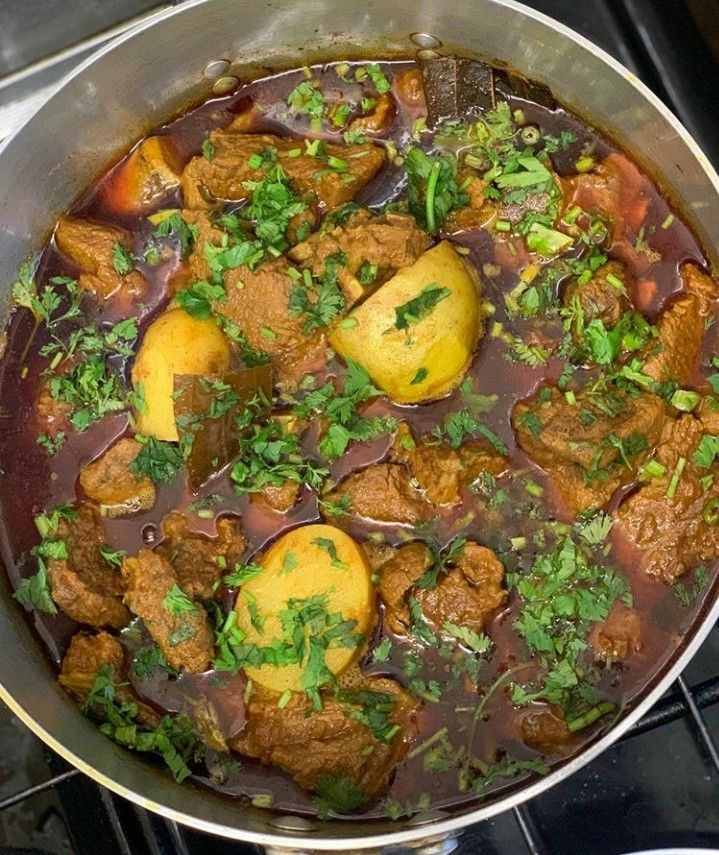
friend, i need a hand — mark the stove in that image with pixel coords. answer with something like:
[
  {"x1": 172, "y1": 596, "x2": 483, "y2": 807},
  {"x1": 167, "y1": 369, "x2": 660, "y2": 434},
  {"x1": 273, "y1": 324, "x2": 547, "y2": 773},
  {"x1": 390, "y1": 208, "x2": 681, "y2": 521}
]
[{"x1": 0, "y1": 2, "x2": 717, "y2": 853}]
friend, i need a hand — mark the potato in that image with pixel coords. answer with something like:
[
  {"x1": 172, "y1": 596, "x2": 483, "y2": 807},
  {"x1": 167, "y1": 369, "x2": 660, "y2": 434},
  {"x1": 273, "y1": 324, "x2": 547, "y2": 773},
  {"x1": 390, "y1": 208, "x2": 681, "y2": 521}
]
[
  {"x1": 235, "y1": 524, "x2": 374, "y2": 694},
  {"x1": 329, "y1": 241, "x2": 482, "y2": 403},
  {"x1": 103, "y1": 135, "x2": 182, "y2": 214},
  {"x1": 131, "y1": 308, "x2": 231, "y2": 441}
]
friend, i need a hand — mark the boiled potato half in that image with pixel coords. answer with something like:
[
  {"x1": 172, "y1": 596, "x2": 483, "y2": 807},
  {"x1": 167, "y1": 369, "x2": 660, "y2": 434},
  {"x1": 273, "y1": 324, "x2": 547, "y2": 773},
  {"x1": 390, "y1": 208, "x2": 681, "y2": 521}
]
[
  {"x1": 131, "y1": 307, "x2": 231, "y2": 441},
  {"x1": 235, "y1": 524, "x2": 374, "y2": 694},
  {"x1": 329, "y1": 241, "x2": 482, "y2": 403}
]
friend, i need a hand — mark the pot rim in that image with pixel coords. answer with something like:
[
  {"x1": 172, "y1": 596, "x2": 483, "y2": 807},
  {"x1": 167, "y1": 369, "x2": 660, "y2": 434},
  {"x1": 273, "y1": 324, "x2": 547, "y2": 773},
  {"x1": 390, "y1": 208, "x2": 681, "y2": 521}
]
[{"x1": 0, "y1": 0, "x2": 718, "y2": 849}]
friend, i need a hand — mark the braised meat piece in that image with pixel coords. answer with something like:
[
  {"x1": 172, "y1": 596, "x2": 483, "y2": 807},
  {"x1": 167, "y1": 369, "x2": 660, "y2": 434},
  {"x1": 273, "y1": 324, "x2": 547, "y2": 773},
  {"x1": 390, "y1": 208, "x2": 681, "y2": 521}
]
[
  {"x1": 698, "y1": 396, "x2": 719, "y2": 435},
  {"x1": 181, "y1": 127, "x2": 384, "y2": 210},
  {"x1": 250, "y1": 481, "x2": 301, "y2": 513},
  {"x1": 47, "y1": 504, "x2": 129, "y2": 629},
  {"x1": 158, "y1": 512, "x2": 246, "y2": 599},
  {"x1": 184, "y1": 211, "x2": 326, "y2": 387},
  {"x1": 323, "y1": 463, "x2": 432, "y2": 525},
  {"x1": 378, "y1": 542, "x2": 431, "y2": 633},
  {"x1": 231, "y1": 677, "x2": 418, "y2": 797},
  {"x1": 416, "y1": 543, "x2": 507, "y2": 635},
  {"x1": 640, "y1": 263, "x2": 718, "y2": 385},
  {"x1": 445, "y1": 175, "x2": 496, "y2": 233},
  {"x1": 379, "y1": 540, "x2": 507, "y2": 636},
  {"x1": 35, "y1": 381, "x2": 71, "y2": 438},
  {"x1": 59, "y1": 631, "x2": 160, "y2": 726},
  {"x1": 590, "y1": 604, "x2": 642, "y2": 661},
  {"x1": 79, "y1": 438, "x2": 155, "y2": 517},
  {"x1": 54, "y1": 216, "x2": 146, "y2": 301},
  {"x1": 616, "y1": 414, "x2": 719, "y2": 582},
  {"x1": 289, "y1": 209, "x2": 431, "y2": 307},
  {"x1": 390, "y1": 423, "x2": 508, "y2": 506},
  {"x1": 562, "y1": 260, "x2": 632, "y2": 332},
  {"x1": 561, "y1": 153, "x2": 650, "y2": 253},
  {"x1": 519, "y1": 708, "x2": 573, "y2": 754},
  {"x1": 122, "y1": 549, "x2": 214, "y2": 672},
  {"x1": 513, "y1": 385, "x2": 666, "y2": 515}
]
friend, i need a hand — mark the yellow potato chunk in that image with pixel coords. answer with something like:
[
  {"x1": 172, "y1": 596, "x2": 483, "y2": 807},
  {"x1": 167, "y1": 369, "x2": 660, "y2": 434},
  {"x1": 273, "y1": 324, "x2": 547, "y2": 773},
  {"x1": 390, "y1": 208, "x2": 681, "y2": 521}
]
[
  {"x1": 329, "y1": 241, "x2": 482, "y2": 404},
  {"x1": 131, "y1": 308, "x2": 231, "y2": 441},
  {"x1": 235, "y1": 524, "x2": 374, "y2": 694}
]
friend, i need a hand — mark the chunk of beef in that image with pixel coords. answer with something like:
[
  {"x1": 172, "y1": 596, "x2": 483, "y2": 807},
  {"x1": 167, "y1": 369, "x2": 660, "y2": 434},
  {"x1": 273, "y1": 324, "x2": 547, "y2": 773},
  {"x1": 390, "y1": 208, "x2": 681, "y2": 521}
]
[
  {"x1": 181, "y1": 127, "x2": 384, "y2": 210},
  {"x1": 519, "y1": 708, "x2": 573, "y2": 754},
  {"x1": 79, "y1": 438, "x2": 155, "y2": 517},
  {"x1": 416, "y1": 542, "x2": 507, "y2": 635},
  {"x1": 589, "y1": 604, "x2": 642, "y2": 661},
  {"x1": 231, "y1": 677, "x2": 418, "y2": 797},
  {"x1": 513, "y1": 385, "x2": 665, "y2": 515},
  {"x1": 323, "y1": 463, "x2": 432, "y2": 525},
  {"x1": 48, "y1": 504, "x2": 129, "y2": 628},
  {"x1": 640, "y1": 263, "x2": 718, "y2": 385},
  {"x1": 378, "y1": 542, "x2": 431, "y2": 633},
  {"x1": 122, "y1": 549, "x2": 214, "y2": 672},
  {"x1": 390, "y1": 423, "x2": 508, "y2": 506},
  {"x1": 36, "y1": 380, "x2": 71, "y2": 438},
  {"x1": 59, "y1": 631, "x2": 160, "y2": 726},
  {"x1": 379, "y1": 540, "x2": 507, "y2": 636},
  {"x1": 54, "y1": 217, "x2": 146, "y2": 301},
  {"x1": 183, "y1": 211, "x2": 326, "y2": 387},
  {"x1": 158, "y1": 512, "x2": 246, "y2": 599},
  {"x1": 250, "y1": 481, "x2": 301, "y2": 513},
  {"x1": 561, "y1": 153, "x2": 651, "y2": 260},
  {"x1": 615, "y1": 414, "x2": 719, "y2": 582},
  {"x1": 394, "y1": 68, "x2": 426, "y2": 108},
  {"x1": 289, "y1": 209, "x2": 431, "y2": 307},
  {"x1": 562, "y1": 261, "x2": 632, "y2": 332},
  {"x1": 362, "y1": 540, "x2": 398, "y2": 573},
  {"x1": 698, "y1": 396, "x2": 719, "y2": 435},
  {"x1": 348, "y1": 94, "x2": 395, "y2": 134},
  {"x1": 445, "y1": 176, "x2": 496, "y2": 233}
]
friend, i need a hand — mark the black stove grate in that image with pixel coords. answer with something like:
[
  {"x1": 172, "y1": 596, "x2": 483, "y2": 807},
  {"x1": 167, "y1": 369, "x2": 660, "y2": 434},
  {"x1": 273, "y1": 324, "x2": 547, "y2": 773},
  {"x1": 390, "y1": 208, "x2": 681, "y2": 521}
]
[{"x1": 0, "y1": 1, "x2": 717, "y2": 853}]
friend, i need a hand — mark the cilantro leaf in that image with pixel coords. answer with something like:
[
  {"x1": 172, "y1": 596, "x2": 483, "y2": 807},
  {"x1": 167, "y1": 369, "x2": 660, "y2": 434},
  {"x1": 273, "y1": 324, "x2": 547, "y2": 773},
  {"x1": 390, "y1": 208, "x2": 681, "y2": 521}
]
[{"x1": 405, "y1": 147, "x2": 468, "y2": 234}]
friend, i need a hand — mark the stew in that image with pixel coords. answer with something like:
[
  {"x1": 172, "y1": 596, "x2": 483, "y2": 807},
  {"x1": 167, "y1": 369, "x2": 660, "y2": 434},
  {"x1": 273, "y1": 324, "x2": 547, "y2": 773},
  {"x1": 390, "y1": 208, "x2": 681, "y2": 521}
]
[{"x1": 1, "y1": 56, "x2": 717, "y2": 821}]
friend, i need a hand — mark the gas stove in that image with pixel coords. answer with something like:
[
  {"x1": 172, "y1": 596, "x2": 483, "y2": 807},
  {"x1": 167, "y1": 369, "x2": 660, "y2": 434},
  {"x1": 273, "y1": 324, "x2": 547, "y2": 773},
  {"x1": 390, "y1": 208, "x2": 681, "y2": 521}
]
[{"x1": 0, "y1": 2, "x2": 717, "y2": 853}]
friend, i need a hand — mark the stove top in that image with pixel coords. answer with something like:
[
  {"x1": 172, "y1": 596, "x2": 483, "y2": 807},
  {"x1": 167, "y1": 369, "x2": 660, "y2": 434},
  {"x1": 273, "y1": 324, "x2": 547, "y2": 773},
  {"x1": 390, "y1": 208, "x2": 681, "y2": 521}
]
[{"x1": 0, "y1": 2, "x2": 717, "y2": 854}]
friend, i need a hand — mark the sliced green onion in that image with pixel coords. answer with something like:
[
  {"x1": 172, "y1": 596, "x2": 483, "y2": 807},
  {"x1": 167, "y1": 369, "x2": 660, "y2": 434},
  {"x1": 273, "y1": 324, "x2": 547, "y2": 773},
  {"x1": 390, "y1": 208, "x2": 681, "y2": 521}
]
[
  {"x1": 494, "y1": 219, "x2": 512, "y2": 233},
  {"x1": 425, "y1": 160, "x2": 442, "y2": 235},
  {"x1": 702, "y1": 496, "x2": 719, "y2": 525},
  {"x1": 567, "y1": 701, "x2": 615, "y2": 732},
  {"x1": 562, "y1": 205, "x2": 582, "y2": 226},
  {"x1": 520, "y1": 125, "x2": 541, "y2": 146},
  {"x1": 575, "y1": 155, "x2": 595, "y2": 173},
  {"x1": 661, "y1": 213, "x2": 675, "y2": 230},
  {"x1": 666, "y1": 456, "x2": 686, "y2": 499},
  {"x1": 564, "y1": 390, "x2": 577, "y2": 406},
  {"x1": 641, "y1": 459, "x2": 667, "y2": 479},
  {"x1": 670, "y1": 389, "x2": 701, "y2": 412},
  {"x1": 606, "y1": 273, "x2": 625, "y2": 290}
]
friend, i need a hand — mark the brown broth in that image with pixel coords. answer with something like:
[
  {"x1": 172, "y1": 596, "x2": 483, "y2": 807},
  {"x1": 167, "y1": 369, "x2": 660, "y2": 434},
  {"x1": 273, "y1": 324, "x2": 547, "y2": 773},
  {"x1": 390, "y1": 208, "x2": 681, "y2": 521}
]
[{"x1": 0, "y1": 58, "x2": 716, "y2": 819}]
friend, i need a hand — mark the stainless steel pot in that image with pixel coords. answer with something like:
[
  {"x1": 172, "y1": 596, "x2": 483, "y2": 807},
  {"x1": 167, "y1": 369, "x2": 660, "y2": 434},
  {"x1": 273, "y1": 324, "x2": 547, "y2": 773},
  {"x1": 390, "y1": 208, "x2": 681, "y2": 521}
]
[{"x1": 0, "y1": 0, "x2": 718, "y2": 851}]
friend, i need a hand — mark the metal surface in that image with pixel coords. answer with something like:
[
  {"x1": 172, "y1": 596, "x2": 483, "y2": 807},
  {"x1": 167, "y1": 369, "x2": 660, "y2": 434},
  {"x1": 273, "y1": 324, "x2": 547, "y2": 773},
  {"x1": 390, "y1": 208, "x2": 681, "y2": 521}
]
[{"x1": 0, "y1": 0, "x2": 717, "y2": 850}]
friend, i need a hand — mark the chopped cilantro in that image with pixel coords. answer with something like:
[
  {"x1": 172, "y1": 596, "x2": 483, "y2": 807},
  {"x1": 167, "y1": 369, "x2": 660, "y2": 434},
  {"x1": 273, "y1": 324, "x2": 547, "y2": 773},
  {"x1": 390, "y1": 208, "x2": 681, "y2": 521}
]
[
  {"x1": 111, "y1": 242, "x2": 135, "y2": 275},
  {"x1": 312, "y1": 775, "x2": 367, "y2": 818},
  {"x1": 405, "y1": 147, "x2": 468, "y2": 234},
  {"x1": 393, "y1": 284, "x2": 451, "y2": 332},
  {"x1": 131, "y1": 436, "x2": 187, "y2": 485}
]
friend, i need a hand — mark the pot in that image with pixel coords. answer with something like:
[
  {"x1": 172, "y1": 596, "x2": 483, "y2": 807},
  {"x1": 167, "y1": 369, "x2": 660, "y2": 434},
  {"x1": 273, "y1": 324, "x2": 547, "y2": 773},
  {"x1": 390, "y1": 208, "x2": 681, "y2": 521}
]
[{"x1": 0, "y1": 0, "x2": 717, "y2": 851}]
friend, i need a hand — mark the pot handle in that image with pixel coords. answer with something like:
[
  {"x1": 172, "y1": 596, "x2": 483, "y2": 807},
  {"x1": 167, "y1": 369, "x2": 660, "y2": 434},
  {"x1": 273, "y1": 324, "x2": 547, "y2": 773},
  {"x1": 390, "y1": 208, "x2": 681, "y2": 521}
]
[{"x1": 264, "y1": 831, "x2": 460, "y2": 855}]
